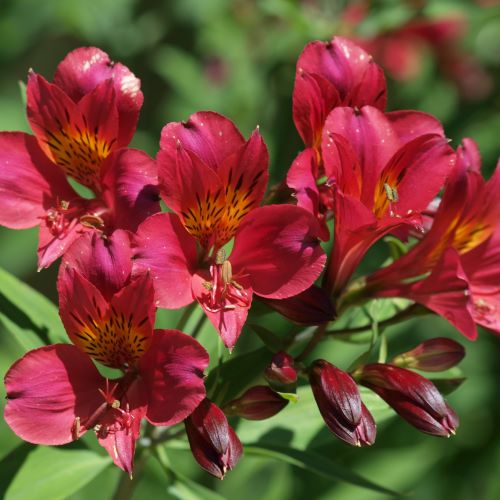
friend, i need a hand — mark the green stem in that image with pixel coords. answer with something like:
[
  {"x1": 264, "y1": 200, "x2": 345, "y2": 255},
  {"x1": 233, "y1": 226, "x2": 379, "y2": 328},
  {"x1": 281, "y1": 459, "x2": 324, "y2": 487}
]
[
  {"x1": 111, "y1": 450, "x2": 150, "y2": 500},
  {"x1": 326, "y1": 303, "x2": 427, "y2": 337}
]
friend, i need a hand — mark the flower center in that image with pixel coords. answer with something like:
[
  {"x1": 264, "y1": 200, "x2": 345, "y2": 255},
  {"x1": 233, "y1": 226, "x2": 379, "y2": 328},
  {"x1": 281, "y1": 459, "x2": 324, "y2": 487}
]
[
  {"x1": 198, "y1": 249, "x2": 250, "y2": 313},
  {"x1": 71, "y1": 309, "x2": 151, "y2": 369}
]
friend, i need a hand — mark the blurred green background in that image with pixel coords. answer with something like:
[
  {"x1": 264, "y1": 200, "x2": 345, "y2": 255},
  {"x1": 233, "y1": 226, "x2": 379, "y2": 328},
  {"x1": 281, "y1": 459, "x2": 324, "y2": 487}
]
[{"x1": 1, "y1": 0, "x2": 499, "y2": 499}]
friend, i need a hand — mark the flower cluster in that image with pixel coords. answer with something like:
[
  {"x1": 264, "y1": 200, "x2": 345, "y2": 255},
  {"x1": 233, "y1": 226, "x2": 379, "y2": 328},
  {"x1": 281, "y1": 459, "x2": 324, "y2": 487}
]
[{"x1": 1, "y1": 38, "x2": 498, "y2": 480}]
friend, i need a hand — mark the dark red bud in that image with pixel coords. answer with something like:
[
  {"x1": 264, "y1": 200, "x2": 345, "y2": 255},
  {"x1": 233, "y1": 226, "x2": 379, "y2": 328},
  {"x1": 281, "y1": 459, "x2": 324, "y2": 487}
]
[
  {"x1": 391, "y1": 337, "x2": 465, "y2": 372},
  {"x1": 185, "y1": 399, "x2": 242, "y2": 479},
  {"x1": 359, "y1": 363, "x2": 459, "y2": 437},
  {"x1": 265, "y1": 351, "x2": 298, "y2": 385},
  {"x1": 309, "y1": 359, "x2": 376, "y2": 446},
  {"x1": 224, "y1": 386, "x2": 289, "y2": 420},
  {"x1": 259, "y1": 285, "x2": 335, "y2": 325}
]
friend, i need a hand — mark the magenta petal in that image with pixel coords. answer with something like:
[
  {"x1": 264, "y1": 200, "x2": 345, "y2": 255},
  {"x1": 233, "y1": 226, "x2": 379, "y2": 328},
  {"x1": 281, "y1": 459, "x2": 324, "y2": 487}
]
[
  {"x1": 292, "y1": 71, "x2": 340, "y2": 148},
  {"x1": 140, "y1": 329, "x2": 208, "y2": 426},
  {"x1": 61, "y1": 229, "x2": 133, "y2": 300},
  {"x1": 377, "y1": 134, "x2": 455, "y2": 217},
  {"x1": 37, "y1": 218, "x2": 87, "y2": 270},
  {"x1": 101, "y1": 149, "x2": 160, "y2": 232},
  {"x1": 386, "y1": 110, "x2": 445, "y2": 144},
  {"x1": 54, "y1": 47, "x2": 143, "y2": 146},
  {"x1": 297, "y1": 37, "x2": 387, "y2": 110},
  {"x1": 192, "y1": 272, "x2": 252, "y2": 350},
  {"x1": 98, "y1": 405, "x2": 143, "y2": 475},
  {"x1": 230, "y1": 205, "x2": 326, "y2": 299},
  {"x1": 157, "y1": 140, "x2": 223, "y2": 219},
  {"x1": 132, "y1": 213, "x2": 198, "y2": 308},
  {"x1": 160, "y1": 111, "x2": 245, "y2": 171},
  {"x1": 4, "y1": 344, "x2": 104, "y2": 445},
  {"x1": 324, "y1": 106, "x2": 400, "y2": 200},
  {"x1": 57, "y1": 267, "x2": 109, "y2": 348},
  {"x1": 286, "y1": 148, "x2": 330, "y2": 241},
  {"x1": 0, "y1": 132, "x2": 76, "y2": 229}
]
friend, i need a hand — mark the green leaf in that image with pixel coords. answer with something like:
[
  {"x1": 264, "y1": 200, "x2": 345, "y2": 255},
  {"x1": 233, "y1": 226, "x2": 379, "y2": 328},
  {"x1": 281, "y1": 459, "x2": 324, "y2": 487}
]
[
  {"x1": 5, "y1": 448, "x2": 111, "y2": 500},
  {"x1": 245, "y1": 445, "x2": 401, "y2": 496},
  {"x1": 0, "y1": 266, "x2": 66, "y2": 344},
  {"x1": 168, "y1": 474, "x2": 226, "y2": 500}
]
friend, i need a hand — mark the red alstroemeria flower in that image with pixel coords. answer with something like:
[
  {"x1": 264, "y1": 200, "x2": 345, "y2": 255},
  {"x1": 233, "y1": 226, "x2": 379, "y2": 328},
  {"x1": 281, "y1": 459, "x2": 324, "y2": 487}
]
[
  {"x1": 288, "y1": 36, "x2": 387, "y2": 240},
  {"x1": 0, "y1": 47, "x2": 159, "y2": 269},
  {"x1": 132, "y1": 112, "x2": 326, "y2": 349},
  {"x1": 322, "y1": 105, "x2": 454, "y2": 297},
  {"x1": 4, "y1": 270, "x2": 208, "y2": 475},
  {"x1": 363, "y1": 139, "x2": 500, "y2": 338}
]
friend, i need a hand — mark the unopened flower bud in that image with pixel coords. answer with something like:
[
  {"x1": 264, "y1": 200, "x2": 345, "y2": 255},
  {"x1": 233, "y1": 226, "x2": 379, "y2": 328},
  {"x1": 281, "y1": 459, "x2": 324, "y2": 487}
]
[
  {"x1": 359, "y1": 363, "x2": 459, "y2": 437},
  {"x1": 224, "y1": 386, "x2": 288, "y2": 420},
  {"x1": 309, "y1": 360, "x2": 376, "y2": 447},
  {"x1": 265, "y1": 351, "x2": 298, "y2": 385},
  {"x1": 259, "y1": 285, "x2": 335, "y2": 325},
  {"x1": 391, "y1": 337, "x2": 465, "y2": 372},
  {"x1": 185, "y1": 399, "x2": 242, "y2": 479}
]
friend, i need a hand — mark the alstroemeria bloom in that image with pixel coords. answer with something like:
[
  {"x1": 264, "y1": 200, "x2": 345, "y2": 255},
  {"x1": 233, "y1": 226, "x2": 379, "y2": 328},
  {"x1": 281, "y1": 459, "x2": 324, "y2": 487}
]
[
  {"x1": 288, "y1": 36, "x2": 387, "y2": 240},
  {"x1": 0, "y1": 47, "x2": 159, "y2": 268},
  {"x1": 133, "y1": 112, "x2": 326, "y2": 349},
  {"x1": 322, "y1": 106, "x2": 454, "y2": 297},
  {"x1": 363, "y1": 139, "x2": 500, "y2": 338},
  {"x1": 4, "y1": 270, "x2": 208, "y2": 474}
]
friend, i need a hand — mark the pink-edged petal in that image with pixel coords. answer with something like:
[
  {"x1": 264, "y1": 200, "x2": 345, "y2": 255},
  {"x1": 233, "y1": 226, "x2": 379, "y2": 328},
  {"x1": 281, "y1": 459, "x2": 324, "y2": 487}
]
[
  {"x1": 457, "y1": 138, "x2": 482, "y2": 173},
  {"x1": 230, "y1": 205, "x2": 326, "y2": 299},
  {"x1": 324, "y1": 106, "x2": 401, "y2": 202},
  {"x1": 286, "y1": 148, "x2": 330, "y2": 241},
  {"x1": 378, "y1": 249, "x2": 477, "y2": 340},
  {"x1": 101, "y1": 149, "x2": 160, "y2": 232},
  {"x1": 322, "y1": 132, "x2": 362, "y2": 198},
  {"x1": 192, "y1": 271, "x2": 252, "y2": 350},
  {"x1": 54, "y1": 47, "x2": 143, "y2": 146},
  {"x1": 27, "y1": 73, "x2": 119, "y2": 191},
  {"x1": 160, "y1": 111, "x2": 245, "y2": 171},
  {"x1": 140, "y1": 329, "x2": 209, "y2": 426},
  {"x1": 292, "y1": 71, "x2": 340, "y2": 148},
  {"x1": 132, "y1": 213, "x2": 198, "y2": 308},
  {"x1": 217, "y1": 128, "x2": 269, "y2": 216},
  {"x1": 37, "y1": 218, "x2": 87, "y2": 270},
  {"x1": 57, "y1": 267, "x2": 109, "y2": 347},
  {"x1": 158, "y1": 141, "x2": 225, "y2": 247},
  {"x1": 4, "y1": 344, "x2": 104, "y2": 445},
  {"x1": 386, "y1": 110, "x2": 445, "y2": 144},
  {"x1": 61, "y1": 229, "x2": 133, "y2": 300},
  {"x1": 325, "y1": 193, "x2": 378, "y2": 296},
  {"x1": 97, "y1": 404, "x2": 144, "y2": 475},
  {"x1": 374, "y1": 134, "x2": 455, "y2": 218},
  {"x1": 0, "y1": 132, "x2": 76, "y2": 229},
  {"x1": 297, "y1": 37, "x2": 387, "y2": 110}
]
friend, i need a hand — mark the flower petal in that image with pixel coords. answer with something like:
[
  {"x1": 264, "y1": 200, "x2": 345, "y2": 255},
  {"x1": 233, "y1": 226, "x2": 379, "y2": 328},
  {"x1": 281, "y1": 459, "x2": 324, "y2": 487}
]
[
  {"x1": 101, "y1": 148, "x2": 160, "y2": 232},
  {"x1": 230, "y1": 205, "x2": 326, "y2": 299},
  {"x1": 61, "y1": 229, "x2": 133, "y2": 300},
  {"x1": 132, "y1": 213, "x2": 198, "y2": 309},
  {"x1": 140, "y1": 329, "x2": 209, "y2": 426},
  {"x1": 386, "y1": 110, "x2": 445, "y2": 144},
  {"x1": 4, "y1": 344, "x2": 104, "y2": 445},
  {"x1": 0, "y1": 132, "x2": 76, "y2": 229},
  {"x1": 27, "y1": 73, "x2": 119, "y2": 192},
  {"x1": 54, "y1": 47, "x2": 143, "y2": 146},
  {"x1": 160, "y1": 111, "x2": 245, "y2": 171},
  {"x1": 297, "y1": 37, "x2": 387, "y2": 110}
]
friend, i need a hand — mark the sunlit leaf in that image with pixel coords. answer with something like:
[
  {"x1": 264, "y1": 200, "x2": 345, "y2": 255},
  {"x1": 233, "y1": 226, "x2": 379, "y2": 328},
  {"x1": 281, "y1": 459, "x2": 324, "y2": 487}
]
[
  {"x1": 5, "y1": 448, "x2": 111, "y2": 500},
  {"x1": 245, "y1": 444, "x2": 401, "y2": 496}
]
